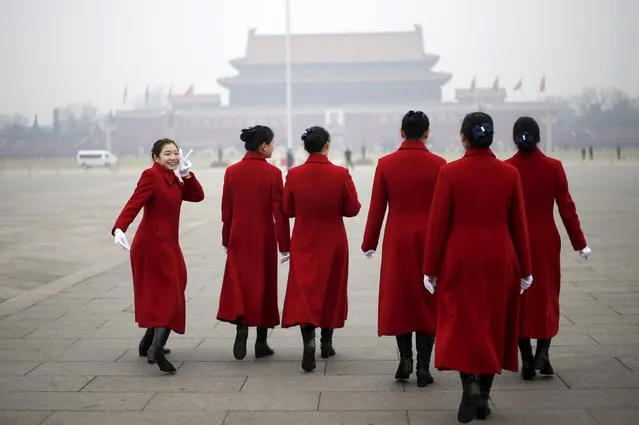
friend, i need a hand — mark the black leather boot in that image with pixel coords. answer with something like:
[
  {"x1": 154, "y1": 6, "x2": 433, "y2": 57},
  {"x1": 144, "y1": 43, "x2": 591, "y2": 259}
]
[
  {"x1": 394, "y1": 333, "x2": 413, "y2": 380},
  {"x1": 146, "y1": 327, "x2": 176, "y2": 373},
  {"x1": 476, "y1": 374, "x2": 494, "y2": 420},
  {"x1": 320, "y1": 328, "x2": 336, "y2": 359},
  {"x1": 415, "y1": 333, "x2": 435, "y2": 387},
  {"x1": 233, "y1": 323, "x2": 249, "y2": 360},
  {"x1": 255, "y1": 327, "x2": 274, "y2": 358},
  {"x1": 518, "y1": 338, "x2": 536, "y2": 380},
  {"x1": 534, "y1": 338, "x2": 555, "y2": 375},
  {"x1": 457, "y1": 372, "x2": 481, "y2": 423},
  {"x1": 301, "y1": 326, "x2": 316, "y2": 372}
]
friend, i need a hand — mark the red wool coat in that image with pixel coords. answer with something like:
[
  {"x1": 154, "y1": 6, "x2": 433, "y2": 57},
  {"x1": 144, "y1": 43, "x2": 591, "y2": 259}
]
[
  {"x1": 505, "y1": 148, "x2": 586, "y2": 339},
  {"x1": 217, "y1": 152, "x2": 291, "y2": 328},
  {"x1": 281, "y1": 154, "x2": 361, "y2": 329},
  {"x1": 423, "y1": 148, "x2": 532, "y2": 374},
  {"x1": 112, "y1": 162, "x2": 205, "y2": 334},
  {"x1": 361, "y1": 140, "x2": 446, "y2": 336}
]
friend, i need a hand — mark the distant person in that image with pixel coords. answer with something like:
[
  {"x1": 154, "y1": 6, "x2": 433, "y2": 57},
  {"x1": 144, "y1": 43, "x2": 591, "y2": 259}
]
[
  {"x1": 281, "y1": 126, "x2": 361, "y2": 372},
  {"x1": 588, "y1": 145, "x2": 594, "y2": 160},
  {"x1": 505, "y1": 117, "x2": 591, "y2": 381},
  {"x1": 580, "y1": 147, "x2": 587, "y2": 161},
  {"x1": 361, "y1": 110, "x2": 446, "y2": 387},
  {"x1": 344, "y1": 145, "x2": 354, "y2": 170},
  {"x1": 112, "y1": 138, "x2": 205, "y2": 373},
  {"x1": 217, "y1": 126, "x2": 291, "y2": 360},
  {"x1": 617, "y1": 144, "x2": 622, "y2": 160},
  {"x1": 423, "y1": 112, "x2": 532, "y2": 422}
]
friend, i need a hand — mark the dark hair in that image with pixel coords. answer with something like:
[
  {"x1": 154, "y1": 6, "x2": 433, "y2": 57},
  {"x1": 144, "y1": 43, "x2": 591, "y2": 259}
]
[
  {"x1": 513, "y1": 116, "x2": 540, "y2": 152},
  {"x1": 301, "y1": 126, "x2": 330, "y2": 154},
  {"x1": 151, "y1": 138, "x2": 178, "y2": 160},
  {"x1": 461, "y1": 112, "x2": 494, "y2": 148},
  {"x1": 401, "y1": 110, "x2": 430, "y2": 139},
  {"x1": 240, "y1": 125, "x2": 274, "y2": 152}
]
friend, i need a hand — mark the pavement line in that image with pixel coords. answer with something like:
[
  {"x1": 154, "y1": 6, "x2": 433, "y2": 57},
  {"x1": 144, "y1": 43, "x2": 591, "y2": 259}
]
[{"x1": 0, "y1": 217, "x2": 213, "y2": 315}]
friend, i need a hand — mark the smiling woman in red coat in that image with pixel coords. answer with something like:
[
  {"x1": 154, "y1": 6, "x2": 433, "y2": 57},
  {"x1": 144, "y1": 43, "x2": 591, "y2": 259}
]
[
  {"x1": 423, "y1": 112, "x2": 532, "y2": 423},
  {"x1": 505, "y1": 117, "x2": 591, "y2": 381},
  {"x1": 217, "y1": 125, "x2": 291, "y2": 361},
  {"x1": 112, "y1": 138, "x2": 205, "y2": 373},
  {"x1": 281, "y1": 126, "x2": 361, "y2": 372},
  {"x1": 361, "y1": 110, "x2": 445, "y2": 387}
]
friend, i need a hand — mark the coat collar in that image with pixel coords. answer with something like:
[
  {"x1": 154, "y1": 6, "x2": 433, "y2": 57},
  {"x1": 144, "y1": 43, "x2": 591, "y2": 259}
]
[
  {"x1": 305, "y1": 153, "x2": 331, "y2": 164},
  {"x1": 242, "y1": 152, "x2": 267, "y2": 161},
  {"x1": 398, "y1": 140, "x2": 428, "y2": 151},
  {"x1": 153, "y1": 161, "x2": 181, "y2": 185},
  {"x1": 463, "y1": 147, "x2": 496, "y2": 158},
  {"x1": 513, "y1": 147, "x2": 545, "y2": 157}
]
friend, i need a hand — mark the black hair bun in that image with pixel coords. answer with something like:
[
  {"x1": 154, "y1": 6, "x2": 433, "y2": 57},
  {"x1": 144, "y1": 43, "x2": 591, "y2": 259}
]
[
  {"x1": 471, "y1": 122, "x2": 494, "y2": 141},
  {"x1": 240, "y1": 127, "x2": 257, "y2": 143}
]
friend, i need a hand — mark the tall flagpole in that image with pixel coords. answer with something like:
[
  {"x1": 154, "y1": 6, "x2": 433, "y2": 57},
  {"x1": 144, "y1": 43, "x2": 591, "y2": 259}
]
[{"x1": 285, "y1": 0, "x2": 293, "y2": 170}]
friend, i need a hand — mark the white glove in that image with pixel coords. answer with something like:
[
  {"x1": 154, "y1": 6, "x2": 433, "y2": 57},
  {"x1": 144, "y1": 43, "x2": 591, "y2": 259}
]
[
  {"x1": 178, "y1": 148, "x2": 193, "y2": 177},
  {"x1": 362, "y1": 250, "x2": 375, "y2": 259},
  {"x1": 423, "y1": 275, "x2": 437, "y2": 294},
  {"x1": 280, "y1": 252, "x2": 290, "y2": 263},
  {"x1": 223, "y1": 246, "x2": 227, "y2": 254},
  {"x1": 520, "y1": 275, "x2": 533, "y2": 294},
  {"x1": 114, "y1": 228, "x2": 130, "y2": 251},
  {"x1": 579, "y1": 246, "x2": 591, "y2": 261}
]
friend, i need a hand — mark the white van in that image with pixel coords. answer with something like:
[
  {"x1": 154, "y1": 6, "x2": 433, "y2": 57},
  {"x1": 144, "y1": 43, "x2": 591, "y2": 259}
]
[{"x1": 76, "y1": 150, "x2": 118, "y2": 168}]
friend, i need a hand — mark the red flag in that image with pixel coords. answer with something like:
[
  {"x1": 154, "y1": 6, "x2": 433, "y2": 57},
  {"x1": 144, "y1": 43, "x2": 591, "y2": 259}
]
[
  {"x1": 184, "y1": 84, "x2": 194, "y2": 96},
  {"x1": 513, "y1": 78, "x2": 522, "y2": 91},
  {"x1": 492, "y1": 77, "x2": 499, "y2": 91},
  {"x1": 144, "y1": 85, "x2": 150, "y2": 104},
  {"x1": 470, "y1": 76, "x2": 476, "y2": 91},
  {"x1": 540, "y1": 76, "x2": 546, "y2": 92}
]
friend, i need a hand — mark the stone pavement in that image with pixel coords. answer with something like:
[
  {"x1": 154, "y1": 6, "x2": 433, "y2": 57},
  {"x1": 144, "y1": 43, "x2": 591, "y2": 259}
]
[{"x1": 0, "y1": 161, "x2": 638, "y2": 425}]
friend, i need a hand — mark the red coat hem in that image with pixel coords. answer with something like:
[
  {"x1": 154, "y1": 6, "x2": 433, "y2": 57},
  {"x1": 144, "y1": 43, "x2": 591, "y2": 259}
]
[
  {"x1": 216, "y1": 314, "x2": 280, "y2": 328},
  {"x1": 136, "y1": 321, "x2": 185, "y2": 335}
]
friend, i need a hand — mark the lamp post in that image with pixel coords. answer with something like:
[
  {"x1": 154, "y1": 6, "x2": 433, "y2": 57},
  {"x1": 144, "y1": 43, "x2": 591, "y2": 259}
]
[{"x1": 285, "y1": 0, "x2": 293, "y2": 170}]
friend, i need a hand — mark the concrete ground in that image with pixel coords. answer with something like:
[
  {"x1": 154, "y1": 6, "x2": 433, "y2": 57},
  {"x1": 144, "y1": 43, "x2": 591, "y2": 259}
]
[{"x1": 0, "y1": 159, "x2": 638, "y2": 425}]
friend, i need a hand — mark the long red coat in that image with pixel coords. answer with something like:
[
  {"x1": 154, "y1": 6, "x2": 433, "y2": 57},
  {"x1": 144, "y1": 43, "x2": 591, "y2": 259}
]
[
  {"x1": 217, "y1": 152, "x2": 291, "y2": 328},
  {"x1": 281, "y1": 154, "x2": 361, "y2": 329},
  {"x1": 361, "y1": 140, "x2": 446, "y2": 336},
  {"x1": 423, "y1": 148, "x2": 532, "y2": 374},
  {"x1": 505, "y1": 148, "x2": 586, "y2": 339},
  {"x1": 112, "y1": 162, "x2": 205, "y2": 334}
]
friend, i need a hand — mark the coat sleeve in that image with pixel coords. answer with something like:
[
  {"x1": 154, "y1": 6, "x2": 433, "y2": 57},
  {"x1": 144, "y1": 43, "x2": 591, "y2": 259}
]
[
  {"x1": 221, "y1": 171, "x2": 232, "y2": 248},
  {"x1": 272, "y1": 169, "x2": 291, "y2": 252},
  {"x1": 112, "y1": 169, "x2": 154, "y2": 235},
  {"x1": 181, "y1": 173, "x2": 205, "y2": 202},
  {"x1": 282, "y1": 172, "x2": 295, "y2": 218},
  {"x1": 342, "y1": 169, "x2": 361, "y2": 218},
  {"x1": 555, "y1": 162, "x2": 587, "y2": 250},
  {"x1": 423, "y1": 169, "x2": 452, "y2": 277},
  {"x1": 361, "y1": 163, "x2": 387, "y2": 251},
  {"x1": 509, "y1": 171, "x2": 532, "y2": 277}
]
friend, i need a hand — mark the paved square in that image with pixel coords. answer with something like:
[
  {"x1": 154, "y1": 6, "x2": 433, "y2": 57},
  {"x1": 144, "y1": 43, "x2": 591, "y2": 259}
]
[{"x1": 0, "y1": 157, "x2": 638, "y2": 424}]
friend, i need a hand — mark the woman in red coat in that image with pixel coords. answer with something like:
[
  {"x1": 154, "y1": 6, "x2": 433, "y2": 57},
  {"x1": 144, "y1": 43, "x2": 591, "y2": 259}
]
[
  {"x1": 217, "y1": 126, "x2": 291, "y2": 360},
  {"x1": 505, "y1": 117, "x2": 591, "y2": 380},
  {"x1": 361, "y1": 110, "x2": 445, "y2": 387},
  {"x1": 423, "y1": 112, "x2": 532, "y2": 423},
  {"x1": 112, "y1": 138, "x2": 205, "y2": 373},
  {"x1": 281, "y1": 126, "x2": 361, "y2": 372}
]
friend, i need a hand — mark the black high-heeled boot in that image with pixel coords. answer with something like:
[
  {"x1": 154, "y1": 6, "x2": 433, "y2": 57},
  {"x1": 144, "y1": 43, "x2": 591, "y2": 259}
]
[
  {"x1": 518, "y1": 338, "x2": 536, "y2": 381},
  {"x1": 139, "y1": 328, "x2": 171, "y2": 357},
  {"x1": 457, "y1": 372, "x2": 482, "y2": 423},
  {"x1": 320, "y1": 328, "x2": 336, "y2": 359},
  {"x1": 476, "y1": 374, "x2": 494, "y2": 420},
  {"x1": 147, "y1": 327, "x2": 176, "y2": 373},
  {"x1": 394, "y1": 333, "x2": 413, "y2": 380},
  {"x1": 415, "y1": 333, "x2": 435, "y2": 387},
  {"x1": 255, "y1": 327, "x2": 274, "y2": 358},
  {"x1": 301, "y1": 326, "x2": 316, "y2": 372},
  {"x1": 534, "y1": 338, "x2": 555, "y2": 375},
  {"x1": 233, "y1": 323, "x2": 249, "y2": 360}
]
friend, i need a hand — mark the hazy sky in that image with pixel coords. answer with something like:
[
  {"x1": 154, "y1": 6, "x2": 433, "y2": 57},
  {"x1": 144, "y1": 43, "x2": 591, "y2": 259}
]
[{"x1": 1, "y1": 0, "x2": 638, "y2": 122}]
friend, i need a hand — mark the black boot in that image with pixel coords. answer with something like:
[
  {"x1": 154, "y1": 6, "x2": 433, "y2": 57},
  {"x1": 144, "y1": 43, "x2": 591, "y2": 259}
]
[
  {"x1": 146, "y1": 327, "x2": 176, "y2": 373},
  {"x1": 139, "y1": 328, "x2": 171, "y2": 356},
  {"x1": 394, "y1": 333, "x2": 413, "y2": 380},
  {"x1": 233, "y1": 323, "x2": 249, "y2": 360},
  {"x1": 518, "y1": 338, "x2": 536, "y2": 381},
  {"x1": 534, "y1": 338, "x2": 555, "y2": 375},
  {"x1": 320, "y1": 328, "x2": 336, "y2": 358},
  {"x1": 301, "y1": 326, "x2": 316, "y2": 372},
  {"x1": 458, "y1": 372, "x2": 482, "y2": 423},
  {"x1": 476, "y1": 374, "x2": 494, "y2": 420},
  {"x1": 415, "y1": 333, "x2": 435, "y2": 387},
  {"x1": 255, "y1": 327, "x2": 274, "y2": 358}
]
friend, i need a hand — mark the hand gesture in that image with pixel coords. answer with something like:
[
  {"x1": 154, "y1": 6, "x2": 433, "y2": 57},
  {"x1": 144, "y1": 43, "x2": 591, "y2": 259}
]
[
  {"x1": 423, "y1": 275, "x2": 437, "y2": 294},
  {"x1": 520, "y1": 275, "x2": 533, "y2": 294},
  {"x1": 579, "y1": 246, "x2": 591, "y2": 261},
  {"x1": 114, "y1": 228, "x2": 130, "y2": 251},
  {"x1": 178, "y1": 148, "x2": 193, "y2": 177}
]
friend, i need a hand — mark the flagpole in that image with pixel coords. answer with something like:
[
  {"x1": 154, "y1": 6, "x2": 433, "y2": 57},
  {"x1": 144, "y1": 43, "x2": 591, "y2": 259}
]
[{"x1": 285, "y1": 0, "x2": 293, "y2": 170}]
